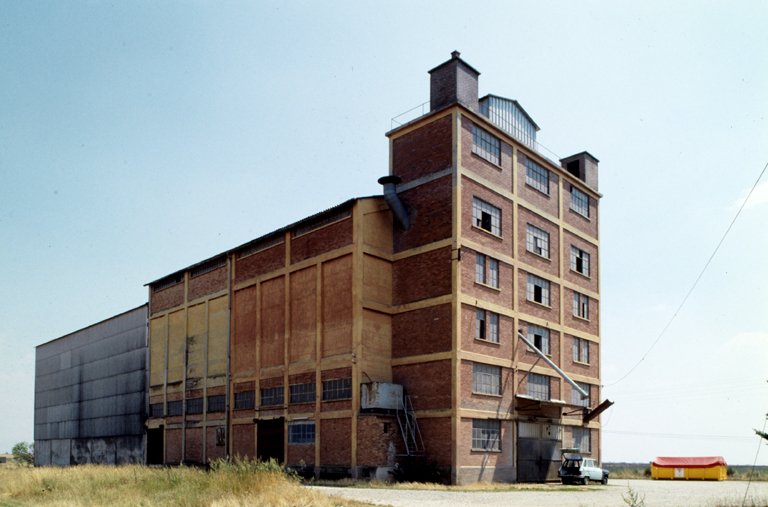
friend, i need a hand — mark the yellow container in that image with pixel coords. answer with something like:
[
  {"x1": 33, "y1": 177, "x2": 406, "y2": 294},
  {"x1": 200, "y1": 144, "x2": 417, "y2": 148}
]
[{"x1": 651, "y1": 465, "x2": 726, "y2": 481}]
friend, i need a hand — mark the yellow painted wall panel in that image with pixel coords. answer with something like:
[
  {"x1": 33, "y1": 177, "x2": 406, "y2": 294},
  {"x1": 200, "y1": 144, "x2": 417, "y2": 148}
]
[
  {"x1": 363, "y1": 254, "x2": 392, "y2": 305},
  {"x1": 363, "y1": 209, "x2": 393, "y2": 253},
  {"x1": 168, "y1": 310, "x2": 186, "y2": 383},
  {"x1": 149, "y1": 317, "x2": 167, "y2": 386},
  {"x1": 362, "y1": 309, "x2": 391, "y2": 359},
  {"x1": 322, "y1": 255, "x2": 353, "y2": 358},
  {"x1": 187, "y1": 303, "x2": 206, "y2": 379},
  {"x1": 207, "y1": 295, "x2": 229, "y2": 376}
]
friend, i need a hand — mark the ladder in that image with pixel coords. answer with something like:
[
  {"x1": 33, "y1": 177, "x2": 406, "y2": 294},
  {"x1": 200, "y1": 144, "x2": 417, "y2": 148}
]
[{"x1": 396, "y1": 395, "x2": 424, "y2": 455}]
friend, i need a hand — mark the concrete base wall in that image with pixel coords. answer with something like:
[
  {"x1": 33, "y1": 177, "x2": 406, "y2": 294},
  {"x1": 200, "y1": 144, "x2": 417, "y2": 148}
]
[
  {"x1": 35, "y1": 436, "x2": 144, "y2": 467},
  {"x1": 456, "y1": 465, "x2": 516, "y2": 485}
]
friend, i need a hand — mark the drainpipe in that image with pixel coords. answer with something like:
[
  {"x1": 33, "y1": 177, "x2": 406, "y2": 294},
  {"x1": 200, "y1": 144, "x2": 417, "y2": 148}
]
[{"x1": 378, "y1": 176, "x2": 410, "y2": 231}]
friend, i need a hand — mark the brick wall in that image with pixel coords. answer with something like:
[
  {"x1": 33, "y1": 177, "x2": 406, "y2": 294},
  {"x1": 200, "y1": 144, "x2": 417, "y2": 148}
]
[
  {"x1": 235, "y1": 243, "x2": 286, "y2": 285},
  {"x1": 461, "y1": 247, "x2": 514, "y2": 309},
  {"x1": 393, "y1": 176, "x2": 452, "y2": 253},
  {"x1": 563, "y1": 230, "x2": 599, "y2": 293},
  {"x1": 185, "y1": 427, "x2": 203, "y2": 463},
  {"x1": 393, "y1": 246, "x2": 452, "y2": 305},
  {"x1": 189, "y1": 265, "x2": 227, "y2": 301},
  {"x1": 392, "y1": 115, "x2": 452, "y2": 185},
  {"x1": 392, "y1": 360, "x2": 451, "y2": 411},
  {"x1": 291, "y1": 218, "x2": 353, "y2": 264},
  {"x1": 565, "y1": 289, "x2": 599, "y2": 336},
  {"x1": 517, "y1": 152, "x2": 560, "y2": 219},
  {"x1": 206, "y1": 427, "x2": 226, "y2": 462},
  {"x1": 151, "y1": 283, "x2": 184, "y2": 315},
  {"x1": 392, "y1": 303, "x2": 452, "y2": 358},
  {"x1": 562, "y1": 336, "x2": 599, "y2": 378},
  {"x1": 287, "y1": 441, "x2": 315, "y2": 466},
  {"x1": 461, "y1": 176, "x2": 514, "y2": 252},
  {"x1": 166, "y1": 428, "x2": 182, "y2": 463},
  {"x1": 232, "y1": 285, "x2": 257, "y2": 374},
  {"x1": 320, "y1": 418, "x2": 351, "y2": 465},
  {"x1": 232, "y1": 423, "x2": 255, "y2": 460},
  {"x1": 418, "y1": 417, "x2": 452, "y2": 466},
  {"x1": 563, "y1": 185, "x2": 598, "y2": 239},
  {"x1": 356, "y1": 415, "x2": 402, "y2": 466}
]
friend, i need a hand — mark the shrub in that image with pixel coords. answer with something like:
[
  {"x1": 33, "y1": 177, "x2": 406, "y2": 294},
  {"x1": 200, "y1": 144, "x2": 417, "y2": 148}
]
[{"x1": 12, "y1": 442, "x2": 34, "y2": 466}]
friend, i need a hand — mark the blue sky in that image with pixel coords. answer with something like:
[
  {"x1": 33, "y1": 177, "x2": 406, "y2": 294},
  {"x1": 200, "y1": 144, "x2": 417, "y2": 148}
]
[{"x1": 2, "y1": 1, "x2": 767, "y2": 464}]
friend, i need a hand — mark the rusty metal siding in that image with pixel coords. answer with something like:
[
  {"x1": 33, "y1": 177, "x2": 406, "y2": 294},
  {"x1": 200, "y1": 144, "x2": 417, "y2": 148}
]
[{"x1": 34, "y1": 305, "x2": 148, "y2": 466}]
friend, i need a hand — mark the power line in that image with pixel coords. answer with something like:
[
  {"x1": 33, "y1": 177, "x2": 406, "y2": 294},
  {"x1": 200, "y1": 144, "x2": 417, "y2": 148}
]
[
  {"x1": 605, "y1": 159, "x2": 768, "y2": 388},
  {"x1": 603, "y1": 430, "x2": 755, "y2": 441}
]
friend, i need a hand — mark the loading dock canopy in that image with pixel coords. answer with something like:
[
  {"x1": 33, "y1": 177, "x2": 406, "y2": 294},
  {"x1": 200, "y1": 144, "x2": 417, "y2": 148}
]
[{"x1": 652, "y1": 457, "x2": 727, "y2": 468}]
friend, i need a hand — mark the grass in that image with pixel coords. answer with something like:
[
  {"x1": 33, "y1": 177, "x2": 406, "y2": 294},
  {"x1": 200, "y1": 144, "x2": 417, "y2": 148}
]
[
  {"x1": 0, "y1": 459, "x2": 375, "y2": 507},
  {"x1": 311, "y1": 477, "x2": 603, "y2": 492}
]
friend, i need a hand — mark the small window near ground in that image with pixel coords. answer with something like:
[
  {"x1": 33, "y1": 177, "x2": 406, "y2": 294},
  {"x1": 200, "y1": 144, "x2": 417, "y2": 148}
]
[
  {"x1": 288, "y1": 421, "x2": 315, "y2": 444},
  {"x1": 472, "y1": 419, "x2": 501, "y2": 451},
  {"x1": 573, "y1": 427, "x2": 591, "y2": 453}
]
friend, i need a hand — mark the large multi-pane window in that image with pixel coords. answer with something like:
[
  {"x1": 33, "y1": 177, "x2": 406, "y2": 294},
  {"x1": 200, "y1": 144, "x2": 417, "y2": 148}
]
[
  {"x1": 322, "y1": 378, "x2": 352, "y2": 401},
  {"x1": 573, "y1": 292, "x2": 589, "y2": 319},
  {"x1": 288, "y1": 421, "x2": 316, "y2": 444},
  {"x1": 572, "y1": 427, "x2": 591, "y2": 453},
  {"x1": 527, "y1": 373, "x2": 550, "y2": 401},
  {"x1": 472, "y1": 198, "x2": 501, "y2": 236},
  {"x1": 150, "y1": 403, "x2": 164, "y2": 418},
  {"x1": 472, "y1": 125, "x2": 501, "y2": 165},
  {"x1": 167, "y1": 400, "x2": 183, "y2": 416},
  {"x1": 290, "y1": 383, "x2": 316, "y2": 404},
  {"x1": 526, "y1": 274, "x2": 550, "y2": 306},
  {"x1": 260, "y1": 387, "x2": 284, "y2": 407},
  {"x1": 234, "y1": 390, "x2": 255, "y2": 410},
  {"x1": 526, "y1": 224, "x2": 550, "y2": 258},
  {"x1": 472, "y1": 419, "x2": 501, "y2": 451},
  {"x1": 186, "y1": 397, "x2": 203, "y2": 415},
  {"x1": 570, "y1": 186, "x2": 589, "y2": 217},
  {"x1": 207, "y1": 395, "x2": 226, "y2": 412},
  {"x1": 475, "y1": 254, "x2": 499, "y2": 288},
  {"x1": 527, "y1": 324, "x2": 550, "y2": 355},
  {"x1": 573, "y1": 337, "x2": 590, "y2": 364},
  {"x1": 570, "y1": 247, "x2": 590, "y2": 277},
  {"x1": 476, "y1": 309, "x2": 499, "y2": 343},
  {"x1": 472, "y1": 363, "x2": 501, "y2": 395},
  {"x1": 525, "y1": 159, "x2": 549, "y2": 194},
  {"x1": 572, "y1": 382, "x2": 591, "y2": 407}
]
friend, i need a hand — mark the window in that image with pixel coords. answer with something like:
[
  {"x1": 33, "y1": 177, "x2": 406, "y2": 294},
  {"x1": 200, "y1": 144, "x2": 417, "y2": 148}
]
[
  {"x1": 525, "y1": 159, "x2": 549, "y2": 194},
  {"x1": 215, "y1": 426, "x2": 226, "y2": 446},
  {"x1": 150, "y1": 403, "x2": 164, "y2": 418},
  {"x1": 290, "y1": 383, "x2": 316, "y2": 404},
  {"x1": 573, "y1": 292, "x2": 589, "y2": 320},
  {"x1": 476, "y1": 254, "x2": 499, "y2": 288},
  {"x1": 527, "y1": 324, "x2": 550, "y2": 355},
  {"x1": 472, "y1": 419, "x2": 501, "y2": 451},
  {"x1": 472, "y1": 363, "x2": 501, "y2": 395},
  {"x1": 186, "y1": 397, "x2": 203, "y2": 415},
  {"x1": 526, "y1": 274, "x2": 550, "y2": 306},
  {"x1": 167, "y1": 400, "x2": 182, "y2": 416},
  {"x1": 573, "y1": 337, "x2": 590, "y2": 364},
  {"x1": 573, "y1": 427, "x2": 591, "y2": 453},
  {"x1": 472, "y1": 198, "x2": 501, "y2": 236},
  {"x1": 234, "y1": 390, "x2": 255, "y2": 410},
  {"x1": 526, "y1": 224, "x2": 549, "y2": 258},
  {"x1": 260, "y1": 387, "x2": 284, "y2": 407},
  {"x1": 322, "y1": 378, "x2": 352, "y2": 401},
  {"x1": 208, "y1": 395, "x2": 226, "y2": 412},
  {"x1": 288, "y1": 421, "x2": 316, "y2": 444},
  {"x1": 472, "y1": 125, "x2": 500, "y2": 165},
  {"x1": 527, "y1": 373, "x2": 550, "y2": 401},
  {"x1": 570, "y1": 186, "x2": 589, "y2": 217},
  {"x1": 476, "y1": 309, "x2": 499, "y2": 343},
  {"x1": 572, "y1": 382, "x2": 590, "y2": 407},
  {"x1": 570, "y1": 247, "x2": 590, "y2": 277}
]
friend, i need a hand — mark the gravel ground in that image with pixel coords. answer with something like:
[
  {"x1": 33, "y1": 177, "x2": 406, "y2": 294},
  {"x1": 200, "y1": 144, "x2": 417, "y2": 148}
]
[{"x1": 314, "y1": 479, "x2": 768, "y2": 507}]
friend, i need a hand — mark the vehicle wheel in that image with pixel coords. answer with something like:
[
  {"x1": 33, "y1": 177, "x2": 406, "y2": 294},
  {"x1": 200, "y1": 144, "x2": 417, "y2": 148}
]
[
  {"x1": 601, "y1": 476, "x2": 608, "y2": 485},
  {"x1": 582, "y1": 477, "x2": 589, "y2": 485}
]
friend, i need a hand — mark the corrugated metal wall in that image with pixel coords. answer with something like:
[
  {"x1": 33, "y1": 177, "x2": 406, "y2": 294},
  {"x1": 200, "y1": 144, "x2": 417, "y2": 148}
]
[{"x1": 34, "y1": 305, "x2": 148, "y2": 466}]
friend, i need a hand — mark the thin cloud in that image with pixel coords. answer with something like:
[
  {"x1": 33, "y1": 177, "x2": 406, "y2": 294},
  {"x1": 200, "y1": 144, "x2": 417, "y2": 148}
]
[{"x1": 732, "y1": 180, "x2": 768, "y2": 210}]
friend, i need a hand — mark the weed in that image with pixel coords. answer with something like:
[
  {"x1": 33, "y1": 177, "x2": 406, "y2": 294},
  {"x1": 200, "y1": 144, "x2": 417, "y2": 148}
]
[{"x1": 621, "y1": 483, "x2": 646, "y2": 507}]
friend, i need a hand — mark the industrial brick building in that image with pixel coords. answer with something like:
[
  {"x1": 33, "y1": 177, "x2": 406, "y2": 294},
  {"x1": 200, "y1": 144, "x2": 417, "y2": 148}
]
[{"x1": 35, "y1": 53, "x2": 606, "y2": 484}]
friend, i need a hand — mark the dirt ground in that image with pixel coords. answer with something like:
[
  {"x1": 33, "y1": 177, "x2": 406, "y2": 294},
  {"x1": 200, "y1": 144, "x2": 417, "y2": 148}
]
[{"x1": 315, "y1": 478, "x2": 768, "y2": 507}]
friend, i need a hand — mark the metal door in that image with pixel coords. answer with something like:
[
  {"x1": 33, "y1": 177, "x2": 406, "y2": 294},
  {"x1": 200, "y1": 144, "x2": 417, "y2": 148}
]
[{"x1": 517, "y1": 421, "x2": 562, "y2": 482}]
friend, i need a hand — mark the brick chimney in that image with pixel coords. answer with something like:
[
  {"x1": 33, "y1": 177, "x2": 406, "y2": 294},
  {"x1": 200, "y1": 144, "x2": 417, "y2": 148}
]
[{"x1": 428, "y1": 51, "x2": 480, "y2": 112}]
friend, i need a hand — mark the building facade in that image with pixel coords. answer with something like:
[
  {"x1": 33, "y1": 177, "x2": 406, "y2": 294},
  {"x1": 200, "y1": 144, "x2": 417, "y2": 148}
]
[{"x1": 144, "y1": 52, "x2": 603, "y2": 484}]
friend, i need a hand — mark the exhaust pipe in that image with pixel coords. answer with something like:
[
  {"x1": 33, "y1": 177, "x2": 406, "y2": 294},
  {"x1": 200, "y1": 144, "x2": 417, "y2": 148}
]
[{"x1": 378, "y1": 175, "x2": 410, "y2": 231}]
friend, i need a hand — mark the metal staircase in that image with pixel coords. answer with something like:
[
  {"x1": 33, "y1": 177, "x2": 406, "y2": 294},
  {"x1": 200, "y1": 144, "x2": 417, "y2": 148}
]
[{"x1": 396, "y1": 395, "x2": 424, "y2": 455}]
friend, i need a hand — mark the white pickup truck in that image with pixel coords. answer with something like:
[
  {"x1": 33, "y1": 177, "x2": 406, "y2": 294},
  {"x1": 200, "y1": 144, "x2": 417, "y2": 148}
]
[{"x1": 558, "y1": 448, "x2": 609, "y2": 485}]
